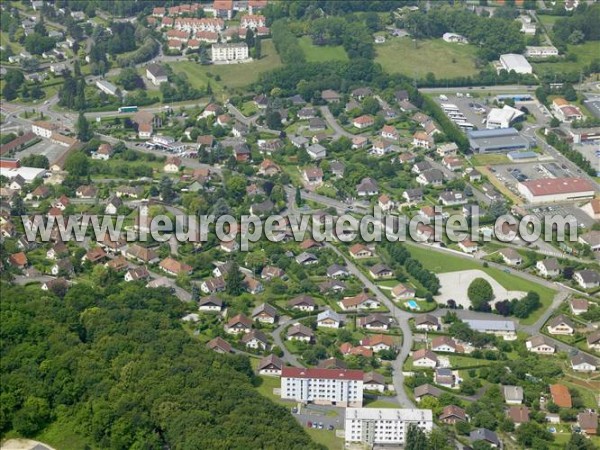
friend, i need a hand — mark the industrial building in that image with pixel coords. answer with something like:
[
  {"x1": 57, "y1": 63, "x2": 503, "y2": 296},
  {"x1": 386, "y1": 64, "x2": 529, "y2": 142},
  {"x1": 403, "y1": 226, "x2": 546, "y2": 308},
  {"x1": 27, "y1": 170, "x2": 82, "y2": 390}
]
[
  {"x1": 498, "y1": 53, "x2": 533, "y2": 74},
  {"x1": 518, "y1": 177, "x2": 595, "y2": 204},
  {"x1": 468, "y1": 128, "x2": 531, "y2": 153},
  {"x1": 486, "y1": 105, "x2": 525, "y2": 129},
  {"x1": 345, "y1": 408, "x2": 433, "y2": 447}
]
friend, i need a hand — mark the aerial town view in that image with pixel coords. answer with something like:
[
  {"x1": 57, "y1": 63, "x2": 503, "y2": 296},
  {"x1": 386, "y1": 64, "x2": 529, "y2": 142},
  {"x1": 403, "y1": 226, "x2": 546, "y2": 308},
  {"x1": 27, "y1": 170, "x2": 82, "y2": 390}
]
[{"x1": 0, "y1": 0, "x2": 599, "y2": 449}]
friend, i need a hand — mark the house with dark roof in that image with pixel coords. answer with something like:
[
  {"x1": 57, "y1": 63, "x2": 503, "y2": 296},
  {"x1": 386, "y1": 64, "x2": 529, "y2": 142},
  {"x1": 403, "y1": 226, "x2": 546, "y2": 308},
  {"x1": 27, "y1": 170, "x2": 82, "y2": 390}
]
[
  {"x1": 257, "y1": 354, "x2": 283, "y2": 376},
  {"x1": 252, "y1": 303, "x2": 278, "y2": 324},
  {"x1": 439, "y1": 405, "x2": 467, "y2": 424},
  {"x1": 547, "y1": 315, "x2": 575, "y2": 335},
  {"x1": 470, "y1": 428, "x2": 500, "y2": 448}
]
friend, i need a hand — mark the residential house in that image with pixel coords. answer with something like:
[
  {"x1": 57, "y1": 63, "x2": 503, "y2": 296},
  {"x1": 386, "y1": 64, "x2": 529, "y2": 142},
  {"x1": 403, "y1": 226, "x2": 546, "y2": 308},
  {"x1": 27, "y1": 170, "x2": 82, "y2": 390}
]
[
  {"x1": 526, "y1": 335, "x2": 556, "y2": 354},
  {"x1": 361, "y1": 334, "x2": 394, "y2": 353},
  {"x1": 317, "y1": 309, "x2": 343, "y2": 329},
  {"x1": 83, "y1": 247, "x2": 107, "y2": 264},
  {"x1": 435, "y1": 368, "x2": 455, "y2": 388},
  {"x1": 439, "y1": 191, "x2": 467, "y2": 206},
  {"x1": 288, "y1": 295, "x2": 316, "y2": 311},
  {"x1": 159, "y1": 257, "x2": 193, "y2": 276},
  {"x1": 358, "y1": 314, "x2": 392, "y2": 331},
  {"x1": 403, "y1": 189, "x2": 423, "y2": 205},
  {"x1": 257, "y1": 354, "x2": 283, "y2": 376},
  {"x1": 349, "y1": 243, "x2": 374, "y2": 259},
  {"x1": 371, "y1": 139, "x2": 393, "y2": 156},
  {"x1": 503, "y1": 385, "x2": 524, "y2": 405},
  {"x1": 470, "y1": 429, "x2": 500, "y2": 448},
  {"x1": 587, "y1": 331, "x2": 600, "y2": 352},
  {"x1": 362, "y1": 371, "x2": 386, "y2": 393},
  {"x1": 51, "y1": 258, "x2": 74, "y2": 276},
  {"x1": 536, "y1": 258, "x2": 560, "y2": 278},
  {"x1": 252, "y1": 303, "x2": 278, "y2": 324},
  {"x1": 352, "y1": 115, "x2": 375, "y2": 129},
  {"x1": 200, "y1": 276, "x2": 226, "y2": 294},
  {"x1": 577, "y1": 411, "x2": 598, "y2": 435},
  {"x1": 340, "y1": 292, "x2": 381, "y2": 311},
  {"x1": 507, "y1": 406, "x2": 530, "y2": 426},
  {"x1": 414, "y1": 314, "x2": 440, "y2": 331},
  {"x1": 443, "y1": 156, "x2": 463, "y2": 172},
  {"x1": 352, "y1": 136, "x2": 369, "y2": 149},
  {"x1": 319, "y1": 280, "x2": 347, "y2": 294},
  {"x1": 574, "y1": 270, "x2": 600, "y2": 289},
  {"x1": 412, "y1": 349, "x2": 438, "y2": 368},
  {"x1": 570, "y1": 353, "x2": 597, "y2": 372},
  {"x1": 414, "y1": 384, "x2": 442, "y2": 403},
  {"x1": 498, "y1": 248, "x2": 522, "y2": 266},
  {"x1": 458, "y1": 238, "x2": 479, "y2": 254},
  {"x1": 356, "y1": 177, "x2": 379, "y2": 197},
  {"x1": 287, "y1": 323, "x2": 314, "y2": 342},
  {"x1": 439, "y1": 405, "x2": 467, "y2": 424},
  {"x1": 76, "y1": 185, "x2": 97, "y2": 199},
  {"x1": 547, "y1": 315, "x2": 575, "y2": 335},
  {"x1": 413, "y1": 131, "x2": 433, "y2": 149},
  {"x1": 416, "y1": 169, "x2": 444, "y2": 187},
  {"x1": 578, "y1": 230, "x2": 600, "y2": 252},
  {"x1": 391, "y1": 283, "x2": 415, "y2": 300},
  {"x1": 369, "y1": 263, "x2": 393, "y2": 279},
  {"x1": 437, "y1": 142, "x2": 458, "y2": 157},
  {"x1": 295, "y1": 252, "x2": 318, "y2": 265},
  {"x1": 126, "y1": 244, "x2": 159, "y2": 264},
  {"x1": 198, "y1": 295, "x2": 223, "y2": 312},
  {"x1": 124, "y1": 267, "x2": 149, "y2": 282},
  {"x1": 164, "y1": 156, "x2": 181, "y2": 173},
  {"x1": 306, "y1": 143, "x2": 326, "y2": 160},
  {"x1": 327, "y1": 264, "x2": 349, "y2": 279},
  {"x1": 303, "y1": 167, "x2": 323, "y2": 185},
  {"x1": 381, "y1": 125, "x2": 399, "y2": 141},
  {"x1": 431, "y1": 336, "x2": 458, "y2": 353},
  {"x1": 105, "y1": 196, "x2": 122, "y2": 215},
  {"x1": 241, "y1": 330, "x2": 270, "y2": 350},
  {"x1": 321, "y1": 89, "x2": 341, "y2": 103},
  {"x1": 570, "y1": 298, "x2": 589, "y2": 316},
  {"x1": 207, "y1": 337, "x2": 232, "y2": 354},
  {"x1": 378, "y1": 194, "x2": 394, "y2": 212},
  {"x1": 226, "y1": 314, "x2": 252, "y2": 334},
  {"x1": 8, "y1": 252, "x2": 28, "y2": 269},
  {"x1": 261, "y1": 265, "x2": 285, "y2": 280}
]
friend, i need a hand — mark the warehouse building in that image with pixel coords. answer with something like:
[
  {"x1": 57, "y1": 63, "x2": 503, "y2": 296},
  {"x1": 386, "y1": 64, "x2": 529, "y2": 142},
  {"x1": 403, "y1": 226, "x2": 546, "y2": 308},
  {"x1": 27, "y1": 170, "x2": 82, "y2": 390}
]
[
  {"x1": 468, "y1": 128, "x2": 531, "y2": 153},
  {"x1": 518, "y1": 177, "x2": 595, "y2": 204},
  {"x1": 498, "y1": 53, "x2": 533, "y2": 74},
  {"x1": 486, "y1": 105, "x2": 525, "y2": 129},
  {"x1": 345, "y1": 408, "x2": 433, "y2": 447}
]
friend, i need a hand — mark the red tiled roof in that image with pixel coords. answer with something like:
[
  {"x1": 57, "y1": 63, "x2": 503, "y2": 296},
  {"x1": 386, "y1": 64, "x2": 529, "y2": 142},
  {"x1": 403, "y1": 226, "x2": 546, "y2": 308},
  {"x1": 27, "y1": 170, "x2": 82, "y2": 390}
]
[{"x1": 520, "y1": 177, "x2": 593, "y2": 197}]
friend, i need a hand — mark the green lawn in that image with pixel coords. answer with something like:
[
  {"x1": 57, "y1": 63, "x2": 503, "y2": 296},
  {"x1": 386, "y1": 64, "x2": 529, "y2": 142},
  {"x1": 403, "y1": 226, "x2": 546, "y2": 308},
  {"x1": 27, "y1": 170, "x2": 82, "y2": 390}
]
[
  {"x1": 537, "y1": 14, "x2": 561, "y2": 31},
  {"x1": 170, "y1": 39, "x2": 282, "y2": 96},
  {"x1": 298, "y1": 36, "x2": 349, "y2": 62},
  {"x1": 533, "y1": 42, "x2": 600, "y2": 75},
  {"x1": 470, "y1": 153, "x2": 510, "y2": 166},
  {"x1": 305, "y1": 428, "x2": 344, "y2": 450},
  {"x1": 363, "y1": 398, "x2": 399, "y2": 408},
  {"x1": 375, "y1": 38, "x2": 481, "y2": 79},
  {"x1": 406, "y1": 243, "x2": 556, "y2": 324}
]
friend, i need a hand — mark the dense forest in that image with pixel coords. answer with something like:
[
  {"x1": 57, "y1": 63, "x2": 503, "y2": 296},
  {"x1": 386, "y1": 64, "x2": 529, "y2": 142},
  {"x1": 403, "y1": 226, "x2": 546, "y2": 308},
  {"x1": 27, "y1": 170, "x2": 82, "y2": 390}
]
[{"x1": 0, "y1": 280, "x2": 323, "y2": 449}]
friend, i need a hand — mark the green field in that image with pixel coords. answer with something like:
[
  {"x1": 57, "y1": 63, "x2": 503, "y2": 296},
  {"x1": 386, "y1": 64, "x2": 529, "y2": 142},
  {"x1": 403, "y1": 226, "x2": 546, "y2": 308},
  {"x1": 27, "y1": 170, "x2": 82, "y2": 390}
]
[
  {"x1": 305, "y1": 428, "x2": 344, "y2": 450},
  {"x1": 537, "y1": 14, "x2": 561, "y2": 31},
  {"x1": 406, "y1": 243, "x2": 556, "y2": 325},
  {"x1": 363, "y1": 398, "x2": 399, "y2": 408},
  {"x1": 298, "y1": 36, "x2": 349, "y2": 62},
  {"x1": 375, "y1": 38, "x2": 481, "y2": 79},
  {"x1": 170, "y1": 39, "x2": 282, "y2": 96},
  {"x1": 533, "y1": 42, "x2": 600, "y2": 74},
  {"x1": 470, "y1": 153, "x2": 510, "y2": 166}
]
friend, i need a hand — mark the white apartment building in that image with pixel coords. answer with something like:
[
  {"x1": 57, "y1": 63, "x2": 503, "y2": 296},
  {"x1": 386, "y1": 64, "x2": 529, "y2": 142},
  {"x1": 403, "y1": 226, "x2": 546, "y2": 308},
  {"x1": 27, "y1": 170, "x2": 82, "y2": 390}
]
[
  {"x1": 31, "y1": 121, "x2": 56, "y2": 138},
  {"x1": 525, "y1": 46, "x2": 559, "y2": 58},
  {"x1": 281, "y1": 367, "x2": 364, "y2": 407},
  {"x1": 345, "y1": 408, "x2": 433, "y2": 447},
  {"x1": 211, "y1": 43, "x2": 249, "y2": 62}
]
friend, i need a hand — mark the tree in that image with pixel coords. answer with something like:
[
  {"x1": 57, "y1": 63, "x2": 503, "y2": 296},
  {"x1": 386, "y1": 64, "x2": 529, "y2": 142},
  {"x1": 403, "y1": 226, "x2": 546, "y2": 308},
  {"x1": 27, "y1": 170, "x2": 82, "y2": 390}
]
[
  {"x1": 254, "y1": 37, "x2": 262, "y2": 59},
  {"x1": 2, "y1": 83, "x2": 17, "y2": 101},
  {"x1": 565, "y1": 433, "x2": 596, "y2": 450},
  {"x1": 265, "y1": 110, "x2": 282, "y2": 130},
  {"x1": 405, "y1": 424, "x2": 428, "y2": 450},
  {"x1": 159, "y1": 177, "x2": 175, "y2": 203},
  {"x1": 226, "y1": 262, "x2": 245, "y2": 295},
  {"x1": 295, "y1": 187, "x2": 303, "y2": 207},
  {"x1": 468, "y1": 278, "x2": 494, "y2": 311},
  {"x1": 64, "y1": 151, "x2": 89, "y2": 177},
  {"x1": 76, "y1": 112, "x2": 92, "y2": 141},
  {"x1": 550, "y1": 117, "x2": 560, "y2": 128},
  {"x1": 563, "y1": 84, "x2": 577, "y2": 102}
]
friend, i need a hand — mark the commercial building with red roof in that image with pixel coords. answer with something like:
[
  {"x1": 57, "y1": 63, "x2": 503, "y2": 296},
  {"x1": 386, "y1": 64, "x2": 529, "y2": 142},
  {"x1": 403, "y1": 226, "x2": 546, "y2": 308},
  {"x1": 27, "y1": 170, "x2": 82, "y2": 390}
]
[{"x1": 517, "y1": 177, "x2": 595, "y2": 204}]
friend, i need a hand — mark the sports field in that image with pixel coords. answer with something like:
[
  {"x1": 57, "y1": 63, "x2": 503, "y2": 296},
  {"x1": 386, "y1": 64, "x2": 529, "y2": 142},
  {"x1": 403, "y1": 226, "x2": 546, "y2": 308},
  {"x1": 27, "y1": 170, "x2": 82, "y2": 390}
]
[
  {"x1": 298, "y1": 36, "x2": 349, "y2": 62},
  {"x1": 375, "y1": 38, "x2": 480, "y2": 79}
]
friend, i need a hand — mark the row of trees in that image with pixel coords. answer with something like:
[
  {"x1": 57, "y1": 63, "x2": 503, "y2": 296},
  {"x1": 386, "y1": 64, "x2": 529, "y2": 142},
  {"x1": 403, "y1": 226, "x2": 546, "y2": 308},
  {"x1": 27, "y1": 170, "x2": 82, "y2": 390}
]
[
  {"x1": 382, "y1": 241, "x2": 441, "y2": 295},
  {"x1": 271, "y1": 20, "x2": 306, "y2": 65},
  {"x1": 308, "y1": 16, "x2": 374, "y2": 60}
]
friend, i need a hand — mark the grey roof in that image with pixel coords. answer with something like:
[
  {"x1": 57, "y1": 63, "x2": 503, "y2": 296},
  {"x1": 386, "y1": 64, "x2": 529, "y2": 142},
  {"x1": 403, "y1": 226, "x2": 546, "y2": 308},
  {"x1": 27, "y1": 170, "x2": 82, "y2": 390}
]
[
  {"x1": 404, "y1": 188, "x2": 423, "y2": 200},
  {"x1": 288, "y1": 295, "x2": 315, "y2": 307},
  {"x1": 548, "y1": 314, "x2": 575, "y2": 329},
  {"x1": 527, "y1": 335, "x2": 555, "y2": 348},
  {"x1": 198, "y1": 294, "x2": 223, "y2": 307},
  {"x1": 420, "y1": 169, "x2": 444, "y2": 183},
  {"x1": 317, "y1": 308, "x2": 342, "y2": 323},
  {"x1": 470, "y1": 428, "x2": 500, "y2": 446},
  {"x1": 327, "y1": 264, "x2": 348, "y2": 277},
  {"x1": 252, "y1": 302, "x2": 278, "y2": 318},
  {"x1": 370, "y1": 263, "x2": 392, "y2": 275},
  {"x1": 503, "y1": 385, "x2": 524, "y2": 401},
  {"x1": 575, "y1": 269, "x2": 600, "y2": 284},
  {"x1": 468, "y1": 127, "x2": 530, "y2": 153},
  {"x1": 464, "y1": 319, "x2": 516, "y2": 332},
  {"x1": 318, "y1": 357, "x2": 347, "y2": 369},
  {"x1": 414, "y1": 383, "x2": 442, "y2": 398},
  {"x1": 356, "y1": 177, "x2": 379, "y2": 193},
  {"x1": 258, "y1": 354, "x2": 283, "y2": 370},
  {"x1": 571, "y1": 353, "x2": 597, "y2": 367},
  {"x1": 295, "y1": 252, "x2": 317, "y2": 264},
  {"x1": 147, "y1": 63, "x2": 167, "y2": 78},
  {"x1": 415, "y1": 314, "x2": 439, "y2": 326},
  {"x1": 539, "y1": 258, "x2": 560, "y2": 271}
]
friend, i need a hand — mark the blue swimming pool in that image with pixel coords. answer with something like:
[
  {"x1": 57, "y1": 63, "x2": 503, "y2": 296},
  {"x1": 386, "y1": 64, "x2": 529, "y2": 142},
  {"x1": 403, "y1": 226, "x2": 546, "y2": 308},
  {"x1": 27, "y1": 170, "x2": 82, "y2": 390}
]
[{"x1": 405, "y1": 300, "x2": 420, "y2": 310}]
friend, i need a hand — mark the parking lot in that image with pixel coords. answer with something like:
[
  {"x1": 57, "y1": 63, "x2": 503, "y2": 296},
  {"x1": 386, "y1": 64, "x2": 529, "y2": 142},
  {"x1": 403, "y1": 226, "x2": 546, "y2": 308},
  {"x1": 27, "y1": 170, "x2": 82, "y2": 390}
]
[
  {"x1": 292, "y1": 404, "x2": 345, "y2": 431},
  {"x1": 17, "y1": 139, "x2": 67, "y2": 165},
  {"x1": 583, "y1": 95, "x2": 600, "y2": 119},
  {"x1": 573, "y1": 143, "x2": 599, "y2": 170},
  {"x1": 492, "y1": 161, "x2": 575, "y2": 189},
  {"x1": 524, "y1": 203, "x2": 596, "y2": 229},
  {"x1": 434, "y1": 93, "x2": 490, "y2": 130}
]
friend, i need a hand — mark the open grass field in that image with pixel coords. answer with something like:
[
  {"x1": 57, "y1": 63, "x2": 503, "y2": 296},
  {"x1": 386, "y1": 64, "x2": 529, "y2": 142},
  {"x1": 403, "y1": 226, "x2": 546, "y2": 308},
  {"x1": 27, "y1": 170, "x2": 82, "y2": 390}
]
[
  {"x1": 363, "y1": 398, "x2": 399, "y2": 408},
  {"x1": 533, "y1": 42, "x2": 600, "y2": 74},
  {"x1": 298, "y1": 36, "x2": 349, "y2": 62},
  {"x1": 470, "y1": 153, "x2": 510, "y2": 166},
  {"x1": 305, "y1": 428, "x2": 344, "y2": 450},
  {"x1": 170, "y1": 39, "x2": 282, "y2": 95},
  {"x1": 537, "y1": 14, "x2": 561, "y2": 31},
  {"x1": 405, "y1": 243, "x2": 556, "y2": 324},
  {"x1": 375, "y1": 38, "x2": 480, "y2": 79}
]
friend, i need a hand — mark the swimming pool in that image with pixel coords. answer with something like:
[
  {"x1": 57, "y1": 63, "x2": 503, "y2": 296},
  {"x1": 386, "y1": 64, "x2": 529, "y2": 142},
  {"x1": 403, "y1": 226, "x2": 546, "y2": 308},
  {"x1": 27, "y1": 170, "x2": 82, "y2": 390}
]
[{"x1": 405, "y1": 300, "x2": 420, "y2": 310}]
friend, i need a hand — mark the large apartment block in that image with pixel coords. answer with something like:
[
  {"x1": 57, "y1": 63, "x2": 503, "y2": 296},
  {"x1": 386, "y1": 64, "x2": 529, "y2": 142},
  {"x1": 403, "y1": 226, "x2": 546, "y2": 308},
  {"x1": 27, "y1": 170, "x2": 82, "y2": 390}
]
[
  {"x1": 345, "y1": 408, "x2": 433, "y2": 446},
  {"x1": 211, "y1": 43, "x2": 249, "y2": 62},
  {"x1": 281, "y1": 367, "x2": 364, "y2": 407}
]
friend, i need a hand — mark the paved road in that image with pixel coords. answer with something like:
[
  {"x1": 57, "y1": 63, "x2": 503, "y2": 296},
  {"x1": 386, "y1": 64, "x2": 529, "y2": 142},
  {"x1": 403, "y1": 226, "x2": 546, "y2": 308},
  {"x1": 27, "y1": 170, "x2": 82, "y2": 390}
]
[
  {"x1": 325, "y1": 243, "x2": 416, "y2": 408},
  {"x1": 272, "y1": 317, "x2": 304, "y2": 367},
  {"x1": 320, "y1": 105, "x2": 359, "y2": 140}
]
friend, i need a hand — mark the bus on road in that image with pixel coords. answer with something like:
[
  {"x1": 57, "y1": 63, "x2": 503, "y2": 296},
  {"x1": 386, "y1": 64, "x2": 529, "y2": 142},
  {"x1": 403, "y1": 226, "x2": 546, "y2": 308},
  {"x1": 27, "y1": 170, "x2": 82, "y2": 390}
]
[{"x1": 118, "y1": 106, "x2": 138, "y2": 113}]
